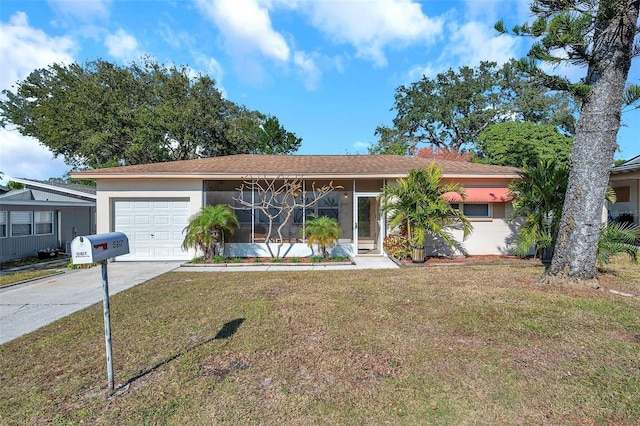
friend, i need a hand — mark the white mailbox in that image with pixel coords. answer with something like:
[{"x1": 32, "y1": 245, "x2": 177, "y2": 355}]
[{"x1": 71, "y1": 232, "x2": 129, "y2": 264}]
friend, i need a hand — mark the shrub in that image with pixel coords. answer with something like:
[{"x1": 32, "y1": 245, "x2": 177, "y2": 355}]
[{"x1": 383, "y1": 234, "x2": 411, "y2": 260}]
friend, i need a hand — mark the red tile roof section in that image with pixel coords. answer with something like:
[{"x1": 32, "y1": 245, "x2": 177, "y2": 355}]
[{"x1": 72, "y1": 154, "x2": 520, "y2": 179}]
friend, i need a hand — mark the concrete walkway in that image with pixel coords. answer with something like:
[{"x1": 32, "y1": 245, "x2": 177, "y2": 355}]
[
  {"x1": 0, "y1": 261, "x2": 180, "y2": 344},
  {"x1": 0, "y1": 256, "x2": 398, "y2": 345},
  {"x1": 175, "y1": 255, "x2": 399, "y2": 272}
]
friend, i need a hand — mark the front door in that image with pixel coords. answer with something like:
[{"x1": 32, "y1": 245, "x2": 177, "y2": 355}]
[{"x1": 355, "y1": 195, "x2": 380, "y2": 254}]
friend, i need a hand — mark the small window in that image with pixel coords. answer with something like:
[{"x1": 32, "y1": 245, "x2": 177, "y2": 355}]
[
  {"x1": 0, "y1": 211, "x2": 6, "y2": 238},
  {"x1": 35, "y1": 211, "x2": 54, "y2": 235},
  {"x1": 613, "y1": 186, "x2": 631, "y2": 203},
  {"x1": 11, "y1": 211, "x2": 33, "y2": 237},
  {"x1": 463, "y1": 204, "x2": 490, "y2": 218}
]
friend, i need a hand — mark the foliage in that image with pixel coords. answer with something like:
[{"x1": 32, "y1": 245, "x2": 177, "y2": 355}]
[
  {"x1": 509, "y1": 160, "x2": 569, "y2": 257},
  {"x1": 6, "y1": 181, "x2": 23, "y2": 190},
  {"x1": 476, "y1": 122, "x2": 573, "y2": 167},
  {"x1": 378, "y1": 166, "x2": 472, "y2": 252},
  {"x1": 597, "y1": 222, "x2": 639, "y2": 267},
  {"x1": 0, "y1": 59, "x2": 301, "y2": 170},
  {"x1": 234, "y1": 175, "x2": 341, "y2": 258},
  {"x1": 415, "y1": 146, "x2": 472, "y2": 162},
  {"x1": 498, "y1": 0, "x2": 640, "y2": 282},
  {"x1": 181, "y1": 204, "x2": 239, "y2": 261},
  {"x1": 67, "y1": 259, "x2": 97, "y2": 270},
  {"x1": 382, "y1": 234, "x2": 411, "y2": 260},
  {"x1": 300, "y1": 215, "x2": 343, "y2": 259},
  {"x1": 370, "y1": 60, "x2": 577, "y2": 155}
]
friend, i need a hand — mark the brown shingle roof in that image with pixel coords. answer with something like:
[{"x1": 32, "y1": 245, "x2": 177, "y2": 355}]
[{"x1": 71, "y1": 154, "x2": 520, "y2": 179}]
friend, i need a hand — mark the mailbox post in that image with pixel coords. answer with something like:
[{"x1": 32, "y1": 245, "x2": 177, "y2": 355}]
[{"x1": 71, "y1": 232, "x2": 129, "y2": 393}]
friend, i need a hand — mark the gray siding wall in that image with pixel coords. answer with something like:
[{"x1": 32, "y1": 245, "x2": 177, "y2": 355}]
[
  {"x1": 30, "y1": 188, "x2": 93, "y2": 203},
  {"x1": 0, "y1": 205, "x2": 95, "y2": 263}
]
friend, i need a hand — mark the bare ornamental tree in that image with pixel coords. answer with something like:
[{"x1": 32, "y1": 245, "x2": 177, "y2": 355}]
[{"x1": 233, "y1": 175, "x2": 342, "y2": 258}]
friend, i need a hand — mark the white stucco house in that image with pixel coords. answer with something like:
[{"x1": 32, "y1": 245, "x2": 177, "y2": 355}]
[
  {"x1": 609, "y1": 155, "x2": 640, "y2": 225},
  {"x1": 70, "y1": 154, "x2": 521, "y2": 261}
]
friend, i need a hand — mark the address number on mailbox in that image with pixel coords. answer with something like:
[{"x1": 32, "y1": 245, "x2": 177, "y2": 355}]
[{"x1": 71, "y1": 232, "x2": 130, "y2": 264}]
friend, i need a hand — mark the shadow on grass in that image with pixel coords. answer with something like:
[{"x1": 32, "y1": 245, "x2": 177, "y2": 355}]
[{"x1": 112, "y1": 318, "x2": 245, "y2": 396}]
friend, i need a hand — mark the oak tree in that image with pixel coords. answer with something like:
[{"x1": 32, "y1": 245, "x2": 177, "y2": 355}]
[
  {"x1": 1, "y1": 59, "x2": 301, "y2": 170},
  {"x1": 371, "y1": 60, "x2": 576, "y2": 156}
]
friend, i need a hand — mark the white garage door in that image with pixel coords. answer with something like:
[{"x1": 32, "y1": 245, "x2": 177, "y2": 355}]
[{"x1": 114, "y1": 199, "x2": 190, "y2": 261}]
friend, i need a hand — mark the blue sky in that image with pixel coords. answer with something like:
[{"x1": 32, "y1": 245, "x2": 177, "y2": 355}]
[{"x1": 1, "y1": 0, "x2": 639, "y2": 182}]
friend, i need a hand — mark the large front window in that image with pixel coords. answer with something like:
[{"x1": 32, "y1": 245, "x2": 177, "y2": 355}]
[
  {"x1": 294, "y1": 192, "x2": 340, "y2": 224},
  {"x1": 204, "y1": 179, "x2": 352, "y2": 243}
]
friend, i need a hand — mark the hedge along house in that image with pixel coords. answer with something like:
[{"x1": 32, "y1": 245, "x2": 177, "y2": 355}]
[
  {"x1": 609, "y1": 155, "x2": 640, "y2": 225},
  {"x1": 0, "y1": 178, "x2": 96, "y2": 263},
  {"x1": 70, "y1": 154, "x2": 520, "y2": 261}
]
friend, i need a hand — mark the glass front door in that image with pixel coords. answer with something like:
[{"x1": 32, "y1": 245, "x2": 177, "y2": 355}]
[{"x1": 355, "y1": 195, "x2": 380, "y2": 254}]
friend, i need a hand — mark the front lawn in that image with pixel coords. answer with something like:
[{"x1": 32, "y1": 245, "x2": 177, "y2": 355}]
[{"x1": 1, "y1": 257, "x2": 638, "y2": 424}]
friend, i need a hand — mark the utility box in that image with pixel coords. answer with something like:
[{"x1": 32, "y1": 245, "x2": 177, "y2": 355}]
[{"x1": 71, "y1": 232, "x2": 129, "y2": 264}]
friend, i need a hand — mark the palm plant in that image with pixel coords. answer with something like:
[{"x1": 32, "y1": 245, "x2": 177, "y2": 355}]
[
  {"x1": 378, "y1": 165, "x2": 473, "y2": 253},
  {"x1": 596, "y1": 222, "x2": 639, "y2": 267},
  {"x1": 509, "y1": 159, "x2": 568, "y2": 258},
  {"x1": 182, "y1": 204, "x2": 239, "y2": 260},
  {"x1": 300, "y1": 214, "x2": 343, "y2": 259}
]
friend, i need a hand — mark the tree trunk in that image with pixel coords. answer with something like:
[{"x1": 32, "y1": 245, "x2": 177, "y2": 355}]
[{"x1": 543, "y1": 1, "x2": 639, "y2": 284}]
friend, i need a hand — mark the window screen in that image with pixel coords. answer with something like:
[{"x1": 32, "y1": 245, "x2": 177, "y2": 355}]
[
  {"x1": 35, "y1": 211, "x2": 54, "y2": 235},
  {"x1": 0, "y1": 211, "x2": 6, "y2": 238},
  {"x1": 11, "y1": 211, "x2": 33, "y2": 237}
]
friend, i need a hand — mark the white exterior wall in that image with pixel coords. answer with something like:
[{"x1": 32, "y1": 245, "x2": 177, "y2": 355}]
[
  {"x1": 447, "y1": 219, "x2": 519, "y2": 255},
  {"x1": 95, "y1": 179, "x2": 203, "y2": 258},
  {"x1": 423, "y1": 203, "x2": 519, "y2": 256}
]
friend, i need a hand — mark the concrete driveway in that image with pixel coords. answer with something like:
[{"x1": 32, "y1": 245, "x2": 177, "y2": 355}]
[{"x1": 0, "y1": 261, "x2": 180, "y2": 344}]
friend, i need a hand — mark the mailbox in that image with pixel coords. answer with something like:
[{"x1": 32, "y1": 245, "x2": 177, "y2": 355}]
[{"x1": 71, "y1": 232, "x2": 129, "y2": 264}]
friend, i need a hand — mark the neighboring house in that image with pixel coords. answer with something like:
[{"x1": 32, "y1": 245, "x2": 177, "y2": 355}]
[
  {"x1": 72, "y1": 154, "x2": 520, "y2": 261},
  {"x1": 609, "y1": 155, "x2": 640, "y2": 225},
  {"x1": 0, "y1": 178, "x2": 96, "y2": 263}
]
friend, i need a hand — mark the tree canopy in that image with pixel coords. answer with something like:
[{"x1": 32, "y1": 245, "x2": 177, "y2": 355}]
[
  {"x1": 475, "y1": 121, "x2": 573, "y2": 167},
  {"x1": 0, "y1": 59, "x2": 301, "y2": 170},
  {"x1": 370, "y1": 60, "x2": 577, "y2": 156},
  {"x1": 498, "y1": 0, "x2": 640, "y2": 283}
]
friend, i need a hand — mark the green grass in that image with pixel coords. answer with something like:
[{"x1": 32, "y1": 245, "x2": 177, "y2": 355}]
[
  {"x1": 1, "y1": 256, "x2": 639, "y2": 425},
  {"x1": 0, "y1": 269, "x2": 64, "y2": 287}
]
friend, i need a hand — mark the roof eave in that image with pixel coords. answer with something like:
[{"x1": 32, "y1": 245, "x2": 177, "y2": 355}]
[
  {"x1": 12, "y1": 177, "x2": 97, "y2": 199},
  {"x1": 71, "y1": 172, "x2": 521, "y2": 180}
]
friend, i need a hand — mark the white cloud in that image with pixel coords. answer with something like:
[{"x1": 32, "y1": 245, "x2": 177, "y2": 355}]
[
  {"x1": 0, "y1": 129, "x2": 69, "y2": 181},
  {"x1": 445, "y1": 20, "x2": 521, "y2": 67},
  {"x1": 47, "y1": 0, "x2": 111, "y2": 23},
  {"x1": 195, "y1": 0, "x2": 290, "y2": 62},
  {"x1": 352, "y1": 141, "x2": 371, "y2": 153},
  {"x1": 104, "y1": 29, "x2": 139, "y2": 62},
  {"x1": 302, "y1": 0, "x2": 443, "y2": 67},
  {"x1": 462, "y1": 0, "x2": 530, "y2": 25},
  {"x1": 293, "y1": 51, "x2": 322, "y2": 91},
  {"x1": 0, "y1": 12, "x2": 76, "y2": 91},
  {"x1": 192, "y1": 53, "x2": 227, "y2": 97},
  {"x1": 0, "y1": 12, "x2": 76, "y2": 181}
]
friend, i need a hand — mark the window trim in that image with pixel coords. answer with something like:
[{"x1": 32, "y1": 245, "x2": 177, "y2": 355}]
[
  {"x1": 35, "y1": 211, "x2": 54, "y2": 235},
  {"x1": 450, "y1": 203, "x2": 492, "y2": 219},
  {"x1": 10, "y1": 211, "x2": 33, "y2": 237},
  {"x1": 0, "y1": 211, "x2": 6, "y2": 238}
]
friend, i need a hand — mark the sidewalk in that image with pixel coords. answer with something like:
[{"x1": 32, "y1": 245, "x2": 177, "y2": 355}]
[
  {"x1": 174, "y1": 255, "x2": 399, "y2": 272},
  {"x1": 0, "y1": 262, "x2": 180, "y2": 344}
]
